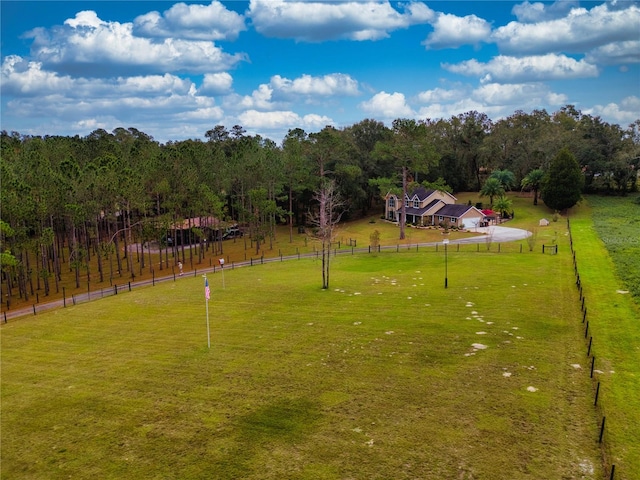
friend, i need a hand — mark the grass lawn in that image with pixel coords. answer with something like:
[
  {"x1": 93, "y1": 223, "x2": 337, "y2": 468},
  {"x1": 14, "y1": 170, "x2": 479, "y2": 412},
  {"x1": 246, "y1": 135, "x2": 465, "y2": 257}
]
[
  {"x1": 2, "y1": 226, "x2": 605, "y2": 479},
  {"x1": 567, "y1": 194, "x2": 640, "y2": 479}
]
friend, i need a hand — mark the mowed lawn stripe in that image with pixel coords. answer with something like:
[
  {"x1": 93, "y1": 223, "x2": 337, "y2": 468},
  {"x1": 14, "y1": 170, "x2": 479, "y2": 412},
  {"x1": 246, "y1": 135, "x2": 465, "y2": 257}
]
[
  {"x1": 2, "y1": 240, "x2": 604, "y2": 479},
  {"x1": 569, "y1": 198, "x2": 640, "y2": 478}
]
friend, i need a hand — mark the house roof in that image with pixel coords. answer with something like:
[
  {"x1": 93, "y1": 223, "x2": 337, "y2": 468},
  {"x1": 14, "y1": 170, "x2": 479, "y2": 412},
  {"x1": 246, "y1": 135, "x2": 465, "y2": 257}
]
[
  {"x1": 406, "y1": 186, "x2": 457, "y2": 202},
  {"x1": 436, "y1": 204, "x2": 480, "y2": 218},
  {"x1": 405, "y1": 199, "x2": 443, "y2": 216},
  {"x1": 407, "y1": 187, "x2": 435, "y2": 201}
]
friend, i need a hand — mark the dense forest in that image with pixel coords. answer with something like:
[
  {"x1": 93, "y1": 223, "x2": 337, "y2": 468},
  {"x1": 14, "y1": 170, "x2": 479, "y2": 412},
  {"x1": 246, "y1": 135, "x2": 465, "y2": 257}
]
[{"x1": 1, "y1": 105, "x2": 639, "y2": 303}]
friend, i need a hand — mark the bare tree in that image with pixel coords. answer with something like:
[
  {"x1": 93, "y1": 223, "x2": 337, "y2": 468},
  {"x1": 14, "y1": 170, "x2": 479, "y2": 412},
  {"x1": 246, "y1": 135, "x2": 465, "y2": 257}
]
[{"x1": 307, "y1": 180, "x2": 347, "y2": 289}]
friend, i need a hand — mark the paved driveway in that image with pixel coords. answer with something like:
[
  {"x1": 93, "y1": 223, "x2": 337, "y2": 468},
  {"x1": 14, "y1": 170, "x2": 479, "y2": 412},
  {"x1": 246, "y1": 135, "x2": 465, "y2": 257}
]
[{"x1": 453, "y1": 225, "x2": 532, "y2": 244}]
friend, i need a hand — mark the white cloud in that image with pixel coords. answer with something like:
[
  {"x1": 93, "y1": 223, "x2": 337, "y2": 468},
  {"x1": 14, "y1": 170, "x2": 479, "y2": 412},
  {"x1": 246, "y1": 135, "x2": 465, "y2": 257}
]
[
  {"x1": 492, "y1": 3, "x2": 640, "y2": 55},
  {"x1": 248, "y1": 0, "x2": 433, "y2": 42},
  {"x1": 585, "y1": 41, "x2": 640, "y2": 65},
  {"x1": 473, "y1": 82, "x2": 567, "y2": 106},
  {"x1": 236, "y1": 84, "x2": 277, "y2": 110},
  {"x1": 232, "y1": 73, "x2": 359, "y2": 109},
  {"x1": 1, "y1": 56, "x2": 73, "y2": 95},
  {"x1": 359, "y1": 91, "x2": 414, "y2": 118},
  {"x1": 270, "y1": 73, "x2": 359, "y2": 97},
  {"x1": 417, "y1": 87, "x2": 465, "y2": 103},
  {"x1": 511, "y1": 1, "x2": 579, "y2": 23},
  {"x1": 585, "y1": 96, "x2": 640, "y2": 126},
  {"x1": 175, "y1": 106, "x2": 225, "y2": 121},
  {"x1": 117, "y1": 74, "x2": 195, "y2": 96},
  {"x1": 1, "y1": 56, "x2": 196, "y2": 99},
  {"x1": 415, "y1": 81, "x2": 570, "y2": 123},
  {"x1": 25, "y1": 10, "x2": 246, "y2": 76},
  {"x1": 133, "y1": 1, "x2": 246, "y2": 41},
  {"x1": 422, "y1": 13, "x2": 492, "y2": 49},
  {"x1": 200, "y1": 72, "x2": 234, "y2": 95},
  {"x1": 418, "y1": 99, "x2": 503, "y2": 121},
  {"x1": 443, "y1": 54, "x2": 599, "y2": 83},
  {"x1": 238, "y1": 109, "x2": 332, "y2": 129}
]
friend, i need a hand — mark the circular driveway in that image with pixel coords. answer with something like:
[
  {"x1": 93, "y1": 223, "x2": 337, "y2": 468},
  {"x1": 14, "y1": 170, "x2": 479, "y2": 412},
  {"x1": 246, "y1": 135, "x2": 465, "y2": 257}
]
[{"x1": 454, "y1": 225, "x2": 532, "y2": 244}]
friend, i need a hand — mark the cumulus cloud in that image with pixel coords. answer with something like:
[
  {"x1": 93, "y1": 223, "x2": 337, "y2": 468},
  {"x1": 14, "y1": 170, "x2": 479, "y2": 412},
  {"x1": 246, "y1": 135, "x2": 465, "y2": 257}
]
[
  {"x1": 492, "y1": 2, "x2": 640, "y2": 55},
  {"x1": 585, "y1": 95, "x2": 640, "y2": 126},
  {"x1": 585, "y1": 41, "x2": 640, "y2": 65},
  {"x1": 1, "y1": 56, "x2": 73, "y2": 95},
  {"x1": 417, "y1": 87, "x2": 466, "y2": 103},
  {"x1": 417, "y1": 99, "x2": 503, "y2": 121},
  {"x1": 238, "y1": 109, "x2": 332, "y2": 129},
  {"x1": 443, "y1": 54, "x2": 599, "y2": 83},
  {"x1": 422, "y1": 12, "x2": 492, "y2": 49},
  {"x1": 175, "y1": 106, "x2": 225, "y2": 121},
  {"x1": 472, "y1": 82, "x2": 567, "y2": 106},
  {"x1": 511, "y1": 1, "x2": 579, "y2": 23},
  {"x1": 270, "y1": 73, "x2": 359, "y2": 97},
  {"x1": 418, "y1": 83, "x2": 567, "y2": 124},
  {"x1": 1, "y1": 56, "x2": 196, "y2": 99},
  {"x1": 133, "y1": 1, "x2": 246, "y2": 41},
  {"x1": 232, "y1": 73, "x2": 359, "y2": 109},
  {"x1": 235, "y1": 84, "x2": 278, "y2": 110},
  {"x1": 1, "y1": 53, "x2": 211, "y2": 131},
  {"x1": 359, "y1": 91, "x2": 414, "y2": 118},
  {"x1": 248, "y1": 0, "x2": 433, "y2": 42},
  {"x1": 200, "y1": 72, "x2": 234, "y2": 95},
  {"x1": 415, "y1": 82, "x2": 567, "y2": 120},
  {"x1": 24, "y1": 10, "x2": 246, "y2": 76}
]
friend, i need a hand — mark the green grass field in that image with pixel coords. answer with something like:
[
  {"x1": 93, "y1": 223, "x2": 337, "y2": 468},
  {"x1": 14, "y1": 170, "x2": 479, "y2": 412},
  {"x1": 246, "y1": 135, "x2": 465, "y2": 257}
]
[
  {"x1": 2, "y1": 193, "x2": 638, "y2": 479},
  {"x1": 567, "y1": 194, "x2": 640, "y2": 479},
  {"x1": 2, "y1": 235, "x2": 604, "y2": 479}
]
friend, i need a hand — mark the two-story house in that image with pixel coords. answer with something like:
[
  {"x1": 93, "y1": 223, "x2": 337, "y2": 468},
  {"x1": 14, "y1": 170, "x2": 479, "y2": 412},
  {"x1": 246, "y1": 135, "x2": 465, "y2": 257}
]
[{"x1": 385, "y1": 187, "x2": 484, "y2": 229}]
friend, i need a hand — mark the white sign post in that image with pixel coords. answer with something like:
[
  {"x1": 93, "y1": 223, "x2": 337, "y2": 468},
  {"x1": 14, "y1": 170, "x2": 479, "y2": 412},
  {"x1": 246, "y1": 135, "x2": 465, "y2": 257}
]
[{"x1": 203, "y1": 274, "x2": 211, "y2": 349}]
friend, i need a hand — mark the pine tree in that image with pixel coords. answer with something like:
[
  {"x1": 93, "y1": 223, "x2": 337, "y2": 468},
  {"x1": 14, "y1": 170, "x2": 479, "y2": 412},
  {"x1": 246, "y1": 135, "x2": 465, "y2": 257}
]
[{"x1": 541, "y1": 147, "x2": 584, "y2": 211}]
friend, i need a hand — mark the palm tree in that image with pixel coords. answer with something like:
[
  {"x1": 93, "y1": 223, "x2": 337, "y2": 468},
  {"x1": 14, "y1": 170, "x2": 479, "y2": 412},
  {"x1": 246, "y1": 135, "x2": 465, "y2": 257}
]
[
  {"x1": 494, "y1": 195, "x2": 513, "y2": 219},
  {"x1": 521, "y1": 168, "x2": 545, "y2": 205},
  {"x1": 480, "y1": 177, "x2": 504, "y2": 207},
  {"x1": 489, "y1": 169, "x2": 516, "y2": 191}
]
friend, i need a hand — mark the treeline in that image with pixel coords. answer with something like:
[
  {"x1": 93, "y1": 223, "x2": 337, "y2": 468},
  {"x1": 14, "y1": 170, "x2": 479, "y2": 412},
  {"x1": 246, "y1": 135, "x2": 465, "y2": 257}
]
[{"x1": 1, "y1": 106, "x2": 639, "y2": 304}]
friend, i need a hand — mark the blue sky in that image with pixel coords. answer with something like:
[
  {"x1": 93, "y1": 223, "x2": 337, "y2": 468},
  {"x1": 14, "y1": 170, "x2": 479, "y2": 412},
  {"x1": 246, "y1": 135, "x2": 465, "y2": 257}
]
[{"x1": 1, "y1": 1, "x2": 639, "y2": 145}]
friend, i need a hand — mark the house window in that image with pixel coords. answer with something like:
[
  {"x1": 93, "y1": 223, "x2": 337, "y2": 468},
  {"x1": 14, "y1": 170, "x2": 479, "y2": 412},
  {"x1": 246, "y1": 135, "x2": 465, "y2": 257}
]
[
  {"x1": 438, "y1": 216, "x2": 444, "y2": 221},
  {"x1": 388, "y1": 197, "x2": 396, "y2": 208},
  {"x1": 413, "y1": 199, "x2": 420, "y2": 208},
  {"x1": 450, "y1": 217, "x2": 456, "y2": 223}
]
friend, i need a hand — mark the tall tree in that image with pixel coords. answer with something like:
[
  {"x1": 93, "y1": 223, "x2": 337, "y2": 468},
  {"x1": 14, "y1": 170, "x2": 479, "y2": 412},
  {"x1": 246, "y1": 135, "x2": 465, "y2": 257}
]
[
  {"x1": 486, "y1": 110, "x2": 551, "y2": 184},
  {"x1": 282, "y1": 129, "x2": 312, "y2": 241},
  {"x1": 541, "y1": 147, "x2": 584, "y2": 211},
  {"x1": 307, "y1": 179, "x2": 345, "y2": 290},
  {"x1": 373, "y1": 119, "x2": 439, "y2": 239},
  {"x1": 521, "y1": 168, "x2": 545, "y2": 205},
  {"x1": 489, "y1": 169, "x2": 516, "y2": 191},
  {"x1": 455, "y1": 111, "x2": 493, "y2": 190},
  {"x1": 479, "y1": 177, "x2": 504, "y2": 207},
  {"x1": 344, "y1": 119, "x2": 392, "y2": 213}
]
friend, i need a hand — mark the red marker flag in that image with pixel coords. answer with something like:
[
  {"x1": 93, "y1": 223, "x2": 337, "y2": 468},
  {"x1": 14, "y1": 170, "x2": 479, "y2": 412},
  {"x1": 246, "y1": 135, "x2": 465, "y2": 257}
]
[{"x1": 204, "y1": 277, "x2": 210, "y2": 300}]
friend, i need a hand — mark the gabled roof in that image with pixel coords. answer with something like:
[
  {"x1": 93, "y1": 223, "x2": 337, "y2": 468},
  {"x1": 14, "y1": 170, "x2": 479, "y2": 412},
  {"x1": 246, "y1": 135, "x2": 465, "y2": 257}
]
[
  {"x1": 436, "y1": 204, "x2": 481, "y2": 218},
  {"x1": 405, "y1": 199, "x2": 444, "y2": 216},
  {"x1": 406, "y1": 187, "x2": 436, "y2": 201},
  {"x1": 405, "y1": 186, "x2": 457, "y2": 203}
]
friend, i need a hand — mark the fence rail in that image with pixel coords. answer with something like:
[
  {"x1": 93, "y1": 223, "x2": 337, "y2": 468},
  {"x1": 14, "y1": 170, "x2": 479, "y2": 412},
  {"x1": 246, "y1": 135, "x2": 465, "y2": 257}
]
[
  {"x1": 568, "y1": 217, "x2": 615, "y2": 480},
  {"x1": 3, "y1": 234, "x2": 538, "y2": 321}
]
